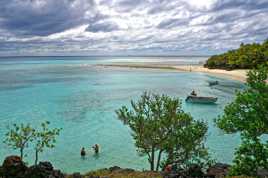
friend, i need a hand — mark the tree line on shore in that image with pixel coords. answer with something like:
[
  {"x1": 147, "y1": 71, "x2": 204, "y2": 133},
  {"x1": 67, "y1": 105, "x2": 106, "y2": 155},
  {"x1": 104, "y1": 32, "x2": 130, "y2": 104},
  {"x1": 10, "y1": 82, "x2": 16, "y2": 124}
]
[
  {"x1": 204, "y1": 40, "x2": 268, "y2": 70},
  {"x1": 2, "y1": 66, "x2": 268, "y2": 177}
]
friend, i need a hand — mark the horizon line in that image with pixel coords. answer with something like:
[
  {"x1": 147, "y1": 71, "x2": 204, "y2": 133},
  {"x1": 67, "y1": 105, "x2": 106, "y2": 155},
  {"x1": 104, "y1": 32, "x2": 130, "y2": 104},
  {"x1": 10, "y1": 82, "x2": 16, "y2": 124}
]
[{"x1": 0, "y1": 54, "x2": 211, "y2": 58}]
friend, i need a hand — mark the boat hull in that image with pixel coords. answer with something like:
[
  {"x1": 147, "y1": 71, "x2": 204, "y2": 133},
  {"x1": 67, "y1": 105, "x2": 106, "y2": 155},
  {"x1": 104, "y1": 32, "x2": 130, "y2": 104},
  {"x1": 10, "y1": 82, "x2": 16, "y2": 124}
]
[{"x1": 186, "y1": 96, "x2": 217, "y2": 104}]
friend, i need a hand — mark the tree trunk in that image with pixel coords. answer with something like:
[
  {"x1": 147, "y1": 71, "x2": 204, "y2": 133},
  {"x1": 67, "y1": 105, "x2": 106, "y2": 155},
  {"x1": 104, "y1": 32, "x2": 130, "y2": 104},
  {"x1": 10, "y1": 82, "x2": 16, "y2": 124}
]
[
  {"x1": 167, "y1": 148, "x2": 174, "y2": 163},
  {"x1": 156, "y1": 150, "x2": 163, "y2": 171},
  {"x1": 150, "y1": 146, "x2": 155, "y2": 171},
  {"x1": 35, "y1": 149, "x2": 39, "y2": 165},
  {"x1": 20, "y1": 148, "x2": 23, "y2": 160}
]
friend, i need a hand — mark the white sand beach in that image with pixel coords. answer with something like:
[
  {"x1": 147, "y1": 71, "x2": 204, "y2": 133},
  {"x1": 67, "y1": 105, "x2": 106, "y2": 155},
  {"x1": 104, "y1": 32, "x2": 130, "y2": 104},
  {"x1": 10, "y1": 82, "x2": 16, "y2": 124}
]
[
  {"x1": 173, "y1": 65, "x2": 248, "y2": 82},
  {"x1": 98, "y1": 63, "x2": 249, "y2": 82}
]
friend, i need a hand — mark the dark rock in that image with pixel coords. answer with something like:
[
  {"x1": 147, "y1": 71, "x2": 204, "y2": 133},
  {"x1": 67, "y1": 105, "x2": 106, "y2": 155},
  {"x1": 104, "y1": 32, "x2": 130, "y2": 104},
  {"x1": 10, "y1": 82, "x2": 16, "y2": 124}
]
[
  {"x1": 53, "y1": 170, "x2": 65, "y2": 178},
  {"x1": 72, "y1": 172, "x2": 82, "y2": 178},
  {"x1": 24, "y1": 161, "x2": 64, "y2": 178},
  {"x1": 2, "y1": 155, "x2": 27, "y2": 178},
  {"x1": 206, "y1": 163, "x2": 230, "y2": 178},
  {"x1": 108, "y1": 166, "x2": 135, "y2": 174},
  {"x1": 40, "y1": 161, "x2": 54, "y2": 171},
  {"x1": 109, "y1": 166, "x2": 121, "y2": 172},
  {"x1": 0, "y1": 166, "x2": 4, "y2": 177},
  {"x1": 121, "y1": 168, "x2": 135, "y2": 173},
  {"x1": 186, "y1": 164, "x2": 204, "y2": 177},
  {"x1": 257, "y1": 168, "x2": 268, "y2": 178}
]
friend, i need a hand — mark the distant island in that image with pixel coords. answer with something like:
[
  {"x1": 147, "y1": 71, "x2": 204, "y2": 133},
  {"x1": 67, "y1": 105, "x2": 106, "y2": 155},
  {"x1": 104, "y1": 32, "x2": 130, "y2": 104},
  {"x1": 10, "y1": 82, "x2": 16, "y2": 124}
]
[{"x1": 204, "y1": 40, "x2": 268, "y2": 70}]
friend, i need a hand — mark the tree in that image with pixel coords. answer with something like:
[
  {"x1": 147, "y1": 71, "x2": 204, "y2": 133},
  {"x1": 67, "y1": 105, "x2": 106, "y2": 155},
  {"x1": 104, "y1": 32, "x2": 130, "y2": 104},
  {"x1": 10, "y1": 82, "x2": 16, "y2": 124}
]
[
  {"x1": 230, "y1": 137, "x2": 268, "y2": 176},
  {"x1": 4, "y1": 123, "x2": 35, "y2": 160},
  {"x1": 33, "y1": 121, "x2": 61, "y2": 165},
  {"x1": 3, "y1": 121, "x2": 61, "y2": 165},
  {"x1": 204, "y1": 40, "x2": 268, "y2": 70},
  {"x1": 116, "y1": 92, "x2": 209, "y2": 171},
  {"x1": 163, "y1": 116, "x2": 210, "y2": 171},
  {"x1": 215, "y1": 66, "x2": 268, "y2": 176},
  {"x1": 216, "y1": 66, "x2": 268, "y2": 137}
]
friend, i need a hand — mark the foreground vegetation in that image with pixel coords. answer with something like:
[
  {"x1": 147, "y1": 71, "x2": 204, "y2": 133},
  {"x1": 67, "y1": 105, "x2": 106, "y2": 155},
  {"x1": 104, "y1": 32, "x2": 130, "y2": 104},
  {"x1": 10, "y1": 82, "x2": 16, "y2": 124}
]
[
  {"x1": 81, "y1": 168, "x2": 162, "y2": 178},
  {"x1": 116, "y1": 93, "x2": 210, "y2": 171},
  {"x1": 204, "y1": 40, "x2": 268, "y2": 70},
  {"x1": 216, "y1": 66, "x2": 268, "y2": 176}
]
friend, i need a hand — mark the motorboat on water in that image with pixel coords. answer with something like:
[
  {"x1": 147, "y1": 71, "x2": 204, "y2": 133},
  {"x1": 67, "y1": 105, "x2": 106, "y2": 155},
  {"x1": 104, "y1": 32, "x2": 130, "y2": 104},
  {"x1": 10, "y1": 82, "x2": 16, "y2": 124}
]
[{"x1": 186, "y1": 95, "x2": 218, "y2": 104}]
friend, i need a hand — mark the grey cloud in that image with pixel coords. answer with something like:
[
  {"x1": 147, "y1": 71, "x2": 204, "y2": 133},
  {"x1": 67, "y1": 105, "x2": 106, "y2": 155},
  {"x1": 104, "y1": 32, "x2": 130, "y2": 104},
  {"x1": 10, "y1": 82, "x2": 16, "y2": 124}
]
[
  {"x1": 113, "y1": 0, "x2": 146, "y2": 12},
  {"x1": 147, "y1": 1, "x2": 174, "y2": 14},
  {"x1": 86, "y1": 20, "x2": 119, "y2": 32},
  {"x1": 212, "y1": 0, "x2": 268, "y2": 11},
  {"x1": 157, "y1": 18, "x2": 189, "y2": 29},
  {"x1": 0, "y1": 0, "x2": 97, "y2": 36}
]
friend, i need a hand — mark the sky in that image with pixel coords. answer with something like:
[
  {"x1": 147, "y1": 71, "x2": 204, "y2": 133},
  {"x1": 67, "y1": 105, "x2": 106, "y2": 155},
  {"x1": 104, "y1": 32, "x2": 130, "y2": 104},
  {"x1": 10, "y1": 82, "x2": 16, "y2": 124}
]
[{"x1": 0, "y1": 0, "x2": 267, "y2": 56}]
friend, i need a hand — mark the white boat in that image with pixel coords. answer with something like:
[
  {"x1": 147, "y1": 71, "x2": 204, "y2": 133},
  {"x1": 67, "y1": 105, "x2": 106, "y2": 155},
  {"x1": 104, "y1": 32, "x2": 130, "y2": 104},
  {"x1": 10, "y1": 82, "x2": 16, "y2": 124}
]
[{"x1": 185, "y1": 95, "x2": 218, "y2": 104}]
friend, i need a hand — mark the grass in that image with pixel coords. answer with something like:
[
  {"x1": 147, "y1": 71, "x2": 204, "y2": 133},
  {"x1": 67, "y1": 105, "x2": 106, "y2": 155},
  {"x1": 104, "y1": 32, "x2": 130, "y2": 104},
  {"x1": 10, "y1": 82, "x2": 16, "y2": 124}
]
[{"x1": 66, "y1": 168, "x2": 162, "y2": 178}]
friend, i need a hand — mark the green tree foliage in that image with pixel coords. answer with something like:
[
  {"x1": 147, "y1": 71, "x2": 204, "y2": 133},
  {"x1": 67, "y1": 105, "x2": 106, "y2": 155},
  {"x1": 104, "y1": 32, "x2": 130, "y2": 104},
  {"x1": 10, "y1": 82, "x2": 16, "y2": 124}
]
[
  {"x1": 163, "y1": 116, "x2": 210, "y2": 170},
  {"x1": 215, "y1": 66, "x2": 268, "y2": 176},
  {"x1": 216, "y1": 66, "x2": 268, "y2": 137},
  {"x1": 116, "y1": 92, "x2": 209, "y2": 171},
  {"x1": 204, "y1": 40, "x2": 268, "y2": 70},
  {"x1": 4, "y1": 123, "x2": 35, "y2": 160},
  {"x1": 33, "y1": 121, "x2": 61, "y2": 165},
  {"x1": 230, "y1": 137, "x2": 268, "y2": 176},
  {"x1": 3, "y1": 122, "x2": 61, "y2": 165}
]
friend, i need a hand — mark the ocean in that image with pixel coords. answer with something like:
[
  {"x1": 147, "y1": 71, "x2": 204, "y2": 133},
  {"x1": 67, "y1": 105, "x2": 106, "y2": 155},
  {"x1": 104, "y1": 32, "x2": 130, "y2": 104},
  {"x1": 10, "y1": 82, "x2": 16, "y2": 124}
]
[{"x1": 0, "y1": 56, "x2": 244, "y2": 173}]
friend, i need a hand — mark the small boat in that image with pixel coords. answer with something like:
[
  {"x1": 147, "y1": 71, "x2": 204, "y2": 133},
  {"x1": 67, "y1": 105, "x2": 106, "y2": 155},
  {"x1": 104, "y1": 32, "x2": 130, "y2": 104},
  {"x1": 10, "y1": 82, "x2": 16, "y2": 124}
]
[
  {"x1": 185, "y1": 95, "x2": 218, "y2": 104},
  {"x1": 208, "y1": 81, "x2": 219, "y2": 86}
]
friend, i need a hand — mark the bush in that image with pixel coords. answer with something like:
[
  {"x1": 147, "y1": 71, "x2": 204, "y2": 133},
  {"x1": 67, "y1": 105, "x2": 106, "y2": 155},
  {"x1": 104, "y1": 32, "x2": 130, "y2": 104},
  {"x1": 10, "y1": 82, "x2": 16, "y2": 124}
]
[
  {"x1": 116, "y1": 92, "x2": 209, "y2": 171},
  {"x1": 215, "y1": 66, "x2": 268, "y2": 176}
]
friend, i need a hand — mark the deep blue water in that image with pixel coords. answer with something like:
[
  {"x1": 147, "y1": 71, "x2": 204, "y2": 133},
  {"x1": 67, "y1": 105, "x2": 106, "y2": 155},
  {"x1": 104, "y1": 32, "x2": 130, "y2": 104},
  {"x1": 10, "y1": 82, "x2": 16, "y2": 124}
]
[{"x1": 0, "y1": 56, "x2": 244, "y2": 173}]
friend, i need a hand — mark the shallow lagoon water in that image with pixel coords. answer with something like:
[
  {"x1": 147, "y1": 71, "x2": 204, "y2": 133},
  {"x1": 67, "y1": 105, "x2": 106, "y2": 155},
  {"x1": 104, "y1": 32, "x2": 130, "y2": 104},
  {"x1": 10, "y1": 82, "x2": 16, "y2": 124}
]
[{"x1": 0, "y1": 57, "x2": 244, "y2": 173}]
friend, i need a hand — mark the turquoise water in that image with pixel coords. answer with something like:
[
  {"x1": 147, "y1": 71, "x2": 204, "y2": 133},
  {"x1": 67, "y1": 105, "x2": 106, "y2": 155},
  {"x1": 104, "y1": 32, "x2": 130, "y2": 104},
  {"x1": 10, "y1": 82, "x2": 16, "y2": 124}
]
[{"x1": 0, "y1": 57, "x2": 244, "y2": 173}]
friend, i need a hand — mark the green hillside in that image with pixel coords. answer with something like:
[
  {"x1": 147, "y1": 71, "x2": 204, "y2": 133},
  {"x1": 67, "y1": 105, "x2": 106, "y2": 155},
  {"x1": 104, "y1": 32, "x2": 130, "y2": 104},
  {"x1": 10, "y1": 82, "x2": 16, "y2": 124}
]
[{"x1": 204, "y1": 40, "x2": 268, "y2": 70}]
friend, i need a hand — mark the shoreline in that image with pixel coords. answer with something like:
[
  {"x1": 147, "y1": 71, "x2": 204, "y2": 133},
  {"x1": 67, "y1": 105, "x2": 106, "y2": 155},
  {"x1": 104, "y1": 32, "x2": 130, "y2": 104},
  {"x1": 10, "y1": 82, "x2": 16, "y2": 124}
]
[{"x1": 97, "y1": 63, "x2": 248, "y2": 82}]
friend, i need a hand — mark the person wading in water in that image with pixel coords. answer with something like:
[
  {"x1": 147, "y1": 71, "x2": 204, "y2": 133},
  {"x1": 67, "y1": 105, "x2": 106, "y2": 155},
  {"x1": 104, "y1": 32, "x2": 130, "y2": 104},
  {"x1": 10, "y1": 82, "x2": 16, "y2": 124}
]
[
  {"x1": 92, "y1": 144, "x2": 100, "y2": 154},
  {"x1": 80, "y1": 147, "x2": 86, "y2": 157}
]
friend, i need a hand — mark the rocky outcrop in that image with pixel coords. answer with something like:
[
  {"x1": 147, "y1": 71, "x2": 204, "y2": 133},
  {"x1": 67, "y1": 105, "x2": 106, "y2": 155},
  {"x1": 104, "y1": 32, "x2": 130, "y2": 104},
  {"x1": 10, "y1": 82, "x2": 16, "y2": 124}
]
[
  {"x1": 164, "y1": 164, "x2": 205, "y2": 178},
  {"x1": 257, "y1": 168, "x2": 268, "y2": 178},
  {"x1": 186, "y1": 164, "x2": 204, "y2": 177},
  {"x1": 1, "y1": 155, "x2": 27, "y2": 178},
  {"x1": 163, "y1": 163, "x2": 231, "y2": 178},
  {"x1": 108, "y1": 166, "x2": 135, "y2": 174},
  {"x1": 108, "y1": 166, "x2": 121, "y2": 172},
  {"x1": 24, "y1": 161, "x2": 64, "y2": 178},
  {"x1": 71, "y1": 172, "x2": 83, "y2": 178},
  {"x1": 1, "y1": 156, "x2": 64, "y2": 178},
  {"x1": 206, "y1": 163, "x2": 230, "y2": 178},
  {"x1": 1, "y1": 156, "x2": 234, "y2": 178}
]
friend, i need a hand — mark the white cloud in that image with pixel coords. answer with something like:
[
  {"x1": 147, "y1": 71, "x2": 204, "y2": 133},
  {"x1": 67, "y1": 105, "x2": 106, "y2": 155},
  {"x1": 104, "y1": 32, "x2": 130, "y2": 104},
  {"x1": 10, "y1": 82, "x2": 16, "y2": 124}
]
[
  {"x1": 189, "y1": 15, "x2": 212, "y2": 25},
  {"x1": 0, "y1": 0, "x2": 267, "y2": 56},
  {"x1": 183, "y1": 0, "x2": 217, "y2": 9}
]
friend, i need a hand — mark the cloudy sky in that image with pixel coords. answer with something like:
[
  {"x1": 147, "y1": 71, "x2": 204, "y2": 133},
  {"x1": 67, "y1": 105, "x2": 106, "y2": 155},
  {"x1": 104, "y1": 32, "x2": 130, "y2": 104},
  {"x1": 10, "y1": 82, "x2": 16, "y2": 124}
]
[{"x1": 0, "y1": 0, "x2": 267, "y2": 56}]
